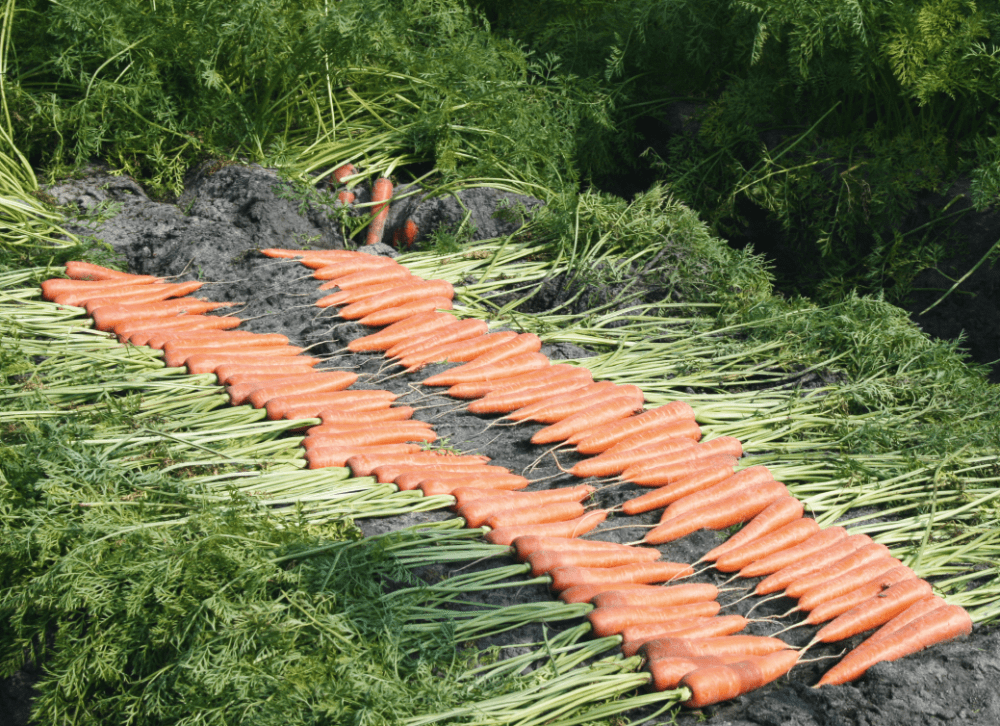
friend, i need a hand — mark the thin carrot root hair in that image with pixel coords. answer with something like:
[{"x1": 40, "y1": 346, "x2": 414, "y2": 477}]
[
  {"x1": 524, "y1": 445, "x2": 568, "y2": 474},
  {"x1": 429, "y1": 402, "x2": 469, "y2": 420},
  {"x1": 578, "y1": 523, "x2": 655, "y2": 535},
  {"x1": 379, "y1": 367, "x2": 412, "y2": 382},
  {"x1": 771, "y1": 620, "x2": 809, "y2": 637},
  {"x1": 745, "y1": 592, "x2": 785, "y2": 616},
  {"x1": 797, "y1": 650, "x2": 845, "y2": 664}
]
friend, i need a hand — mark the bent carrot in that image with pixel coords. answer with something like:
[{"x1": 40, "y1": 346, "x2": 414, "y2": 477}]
[
  {"x1": 569, "y1": 437, "x2": 696, "y2": 479},
  {"x1": 591, "y1": 583, "x2": 718, "y2": 609},
  {"x1": 589, "y1": 602, "x2": 722, "y2": 638},
  {"x1": 348, "y1": 312, "x2": 457, "y2": 352},
  {"x1": 422, "y1": 352, "x2": 550, "y2": 388},
  {"x1": 483, "y1": 510, "x2": 609, "y2": 546},
  {"x1": 712, "y1": 517, "x2": 820, "y2": 573},
  {"x1": 702, "y1": 494, "x2": 804, "y2": 561},
  {"x1": 812, "y1": 578, "x2": 934, "y2": 644},
  {"x1": 525, "y1": 546, "x2": 660, "y2": 576},
  {"x1": 738, "y1": 526, "x2": 849, "y2": 579},
  {"x1": 803, "y1": 566, "x2": 915, "y2": 624},
  {"x1": 340, "y1": 280, "x2": 454, "y2": 320},
  {"x1": 619, "y1": 455, "x2": 739, "y2": 489},
  {"x1": 679, "y1": 650, "x2": 800, "y2": 706},
  {"x1": 532, "y1": 396, "x2": 645, "y2": 445},
  {"x1": 574, "y1": 401, "x2": 697, "y2": 455},
  {"x1": 306, "y1": 444, "x2": 423, "y2": 469},
  {"x1": 621, "y1": 462, "x2": 737, "y2": 515},
  {"x1": 486, "y1": 501, "x2": 586, "y2": 529},
  {"x1": 366, "y1": 177, "x2": 393, "y2": 245},
  {"x1": 547, "y1": 561, "x2": 695, "y2": 591},
  {"x1": 357, "y1": 297, "x2": 454, "y2": 326}
]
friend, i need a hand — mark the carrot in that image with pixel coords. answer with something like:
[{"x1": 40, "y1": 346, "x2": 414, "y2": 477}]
[
  {"x1": 228, "y1": 371, "x2": 354, "y2": 405},
  {"x1": 577, "y1": 417, "x2": 701, "y2": 451},
  {"x1": 644, "y1": 479, "x2": 789, "y2": 545},
  {"x1": 624, "y1": 615, "x2": 750, "y2": 657},
  {"x1": 485, "y1": 501, "x2": 586, "y2": 529},
  {"x1": 559, "y1": 582, "x2": 667, "y2": 604},
  {"x1": 212, "y1": 359, "x2": 319, "y2": 384},
  {"x1": 588, "y1": 602, "x2": 722, "y2": 638},
  {"x1": 815, "y1": 603, "x2": 970, "y2": 687},
  {"x1": 260, "y1": 248, "x2": 363, "y2": 260},
  {"x1": 619, "y1": 455, "x2": 739, "y2": 489},
  {"x1": 311, "y1": 257, "x2": 398, "y2": 279},
  {"x1": 373, "y1": 463, "x2": 502, "y2": 485},
  {"x1": 659, "y1": 465, "x2": 772, "y2": 521},
  {"x1": 331, "y1": 163, "x2": 357, "y2": 184},
  {"x1": 783, "y1": 542, "x2": 893, "y2": 600},
  {"x1": 346, "y1": 452, "x2": 491, "y2": 477},
  {"x1": 794, "y1": 556, "x2": 905, "y2": 611},
  {"x1": 574, "y1": 401, "x2": 697, "y2": 454},
  {"x1": 445, "y1": 333, "x2": 544, "y2": 374},
  {"x1": 678, "y1": 650, "x2": 800, "y2": 706},
  {"x1": 385, "y1": 319, "x2": 489, "y2": 359},
  {"x1": 621, "y1": 462, "x2": 737, "y2": 515},
  {"x1": 702, "y1": 495, "x2": 804, "y2": 562},
  {"x1": 712, "y1": 517, "x2": 820, "y2": 573},
  {"x1": 115, "y1": 315, "x2": 242, "y2": 343},
  {"x1": 348, "y1": 312, "x2": 457, "y2": 352},
  {"x1": 303, "y1": 427, "x2": 438, "y2": 449},
  {"x1": 447, "y1": 487, "x2": 516, "y2": 505},
  {"x1": 738, "y1": 526, "x2": 849, "y2": 579},
  {"x1": 244, "y1": 372, "x2": 359, "y2": 409},
  {"x1": 339, "y1": 280, "x2": 454, "y2": 320},
  {"x1": 396, "y1": 331, "x2": 521, "y2": 371},
  {"x1": 64, "y1": 261, "x2": 141, "y2": 281},
  {"x1": 835, "y1": 595, "x2": 946, "y2": 651},
  {"x1": 803, "y1": 566, "x2": 915, "y2": 625},
  {"x1": 91, "y1": 299, "x2": 238, "y2": 331},
  {"x1": 457, "y1": 487, "x2": 594, "y2": 529},
  {"x1": 509, "y1": 383, "x2": 637, "y2": 424},
  {"x1": 644, "y1": 654, "x2": 748, "y2": 692},
  {"x1": 187, "y1": 353, "x2": 321, "y2": 375},
  {"x1": 568, "y1": 437, "x2": 697, "y2": 479},
  {"x1": 59, "y1": 280, "x2": 203, "y2": 309},
  {"x1": 393, "y1": 219, "x2": 420, "y2": 249},
  {"x1": 547, "y1": 561, "x2": 695, "y2": 591},
  {"x1": 620, "y1": 437, "x2": 745, "y2": 483},
  {"x1": 163, "y1": 344, "x2": 304, "y2": 369},
  {"x1": 268, "y1": 390, "x2": 398, "y2": 420},
  {"x1": 445, "y1": 363, "x2": 588, "y2": 400},
  {"x1": 41, "y1": 276, "x2": 162, "y2": 300},
  {"x1": 468, "y1": 377, "x2": 595, "y2": 415},
  {"x1": 532, "y1": 396, "x2": 645, "y2": 446},
  {"x1": 337, "y1": 191, "x2": 355, "y2": 205},
  {"x1": 525, "y1": 547, "x2": 661, "y2": 576},
  {"x1": 366, "y1": 177, "x2": 393, "y2": 245},
  {"x1": 317, "y1": 280, "x2": 416, "y2": 307},
  {"x1": 306, "y1": 444, "x2": 424, "y2": 469},
  {"x1": 330, "y1": 264, "x2": 414, "y2": 291},
  {"x1": 483, "y1": 510, "x2": 609, "y2": 546},
  {"x1": 401, "y1": 471, "x2": 528, "y2": 493},
  {"x1": 753, "y1": 533, "x2": 870, "y2": 595},
  {"x1": 308, "y1": 415, "x2": 426, "y2": 435},
  {"x1": 357, "y1": 297, "x2": 454, "y2": 326},
  {"x1": 148, "y1": 329, "x2": 286, "y2": 349},
  {"x1": 510, "y1": 532, "x2": 641, "y2": 562},
  {"x1": 812, "y1": 578, "x2": 935, "y2": 644},
  {"x1": 591, "y1": 583, "x2": 718, "y2": 609},
  {"x1": 640, "y1": 635, "x2": 790, "y2": 660},
  {"x1": 422, "y1": 352, "x2": 552, "y2": 388}
]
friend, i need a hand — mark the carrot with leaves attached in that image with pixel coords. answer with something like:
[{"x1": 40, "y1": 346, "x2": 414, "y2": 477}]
[{"x1": 366, "y1": 178, "x2": 393, "y2": 245}]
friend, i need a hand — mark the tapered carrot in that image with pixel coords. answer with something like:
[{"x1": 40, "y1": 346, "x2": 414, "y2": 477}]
[
  {"x1": 574, "y1": 401, "x2": 697, "y2": 454},
  {"x1": 357, "y1": 297, "x2": 454, "y2": 326},
  {"x1": 532, "y1": 396, "x2": 645, "y2": 445},
  {"x1": 483, "y1": 510, "x2": 609, "y2": 545},
  {"x1": 308, "y1": 416, "x2": 428, "y2": 435},
  {"x1": 446, "y1": 333, "x2": 544, "y2": 373},
  {"x1": 301, "y1": 255, "x2": 399, "y2": 271},
  {"x1": 164, "y1": 344, "x2": 305, "y2": 369},
  {"x1": 644, "y1": 654, "x2": 748, "y2": 691},
  {"x1": 619, "y1": 455, "x2": 739, "y2": 489},
  {"x1": 328, "y1": 264, "x2": 414, "y2": 290},
  {"x1": 468, "y1": 377, "x2": 595, "y2": 415},
  {"x1": 186, "y1": 354, "x2": 321, "y2": 376},
  {"x1": 337, "y1": 191, "x2": 355, "y2": 205},
  {"x1": 559, "y1": 582, "x2": 666, "y2": 604},
  {"x1": 621, "y1": 462, "x2": 737, "y2": 515},
  {"x1": 830, "y1": 595, "x2": 946, "y2": 652},
  {"x1": 397, "y1": 331, "x2": 520, "y2": 371},
  {"x1": 803, "y1": 566, "x2": 915, "y2": 624},
  {"x1": 712, "y1": 517, "x2": 820, "y2": 573},
  {"x1": 311, "y1": 257, "x2": 398, "y2": 279},
  {"x1": 115, "y1": 315, "x2": 242, "y2": 343},
  {"x1": 372, "y1": 463, "x2": 502, "y2": 485},
  {"x1": 366, "y1": 177, "x2": 393, "y2": 245},
  {"x1": 245, "y1": 372, "x2": 359, "y2": 408},
  {"x1": 486, "y1": 501, "x2": 586, "y2": 529},
  {"x1": 547, "y1": 561, "x2": 695, "y2": 590},
  {"x1": 458, "y1": 487, "x2": 594, "y2": 529},
  {"x1": 738, "y1": 526, "x2": 849, "y2": 579},
  {"x1": 62, "y1": 280, "x2": 203, "y2": 309},
  {"x1": 398, "y1": 471, "x2": 527, "y2": 492},
  {"x1": 679, "y1": 650, "x2": 800, "y2": 706},
  {"x1": 659, "y1": 468, "x2": 775, "y2": 522},
  {"x1": 346, "y1": 452, "x2": 491, "y2": 477},
  {"x1": 623, "y1": 615, "x2": 750, "y2": 657},
  {"x1": 783, "y1": 542, "x2": 893, "y2": 599},
  {"x1": 340, "y1": 280, "x2": 454, "y2": 320},
  {"x1": 386, "y1": 319, "x2": 489, "y2": 359},
  {"x1": 419, "y1": 478, "x2": 530, "y2": 497},
  {"x1": 588, "y1": 602, "x2": 722, "y2": 638},
  {"x1": 303, "y1": 427, "x2": 438, "y2": 449},
  {"x1": 228, "y1": 371, "x2": 354, "y2": 405},
  {"x1": 260, "y1": 248, "x2": 364, "y2": 260},
  {"x1": 306, "y1": 444, "x2": 424, "y2": 469},
  {"x1": 702, "y1": 494, "x2": 803, "y2": 561},
  {"x1": 641, "y1": 635, "x2": 790, "y2": 660},
  {"x1": 794, "y1": 556, "x2": 904, "y2": 611},
  {"x1": 569, "y1": 437, "x2": 696, "y2": 479},
  {"x1": 42, "y1": 276, "x2": 161, "y2": 300},
  {"x1": 508, "y1": 382, "x2": 634, "y2": 424},
  {"x1": 64, "y1": 261, "x2": 141, "y2": 281},
  {"x1": 422, "y1": 352, "x2": 550, "y2": 388},
  {"x1": 591, "y1": 583, "x2": 718, "y2": 609},
  {"x1": 510, "y1": 533, "x2": 641, "y2": 562},
  {"x1": 754, "y1": 534, "x2": 870, "y2": 595},
  {"x1": 91, "y1": 299, "x2": 239, "y2": 331},
  {"x1": 575, "y1": 418, "x2": 701, "y2": 451},
  {"x1": 449, "y1": 486, "x2": 518, "y2": 506},
  {"x1": 812, "y1": 578, "x2": 935, "y2": 644},
  {"x1": 331, "y1": 163, "x2": 356, "y2": 183},
  {"x1": 348, "y1": 312, "x2": 457, "y2": 352},
  {"x1": 317, "y1": 280, "x2": 416, "y2": 307},
  {"x1": 212, "y1": 359, "x2": 319, "y2": 384},
  {"x1": 445, "y1": 364, "x2": 587, "y2": 400},
  {"x1": 644, "y1": 479, "x2": 789, "y2": 545},
  {"x1": 269, "y1": 390, "x2": 398, "y2": 420},
  {"x1": 225, "y1": 371, "x2": 316, "y2": 398},
  {"x1": 620, "y1": 437, "x2": 745, "y2": 482},
  {"x1": 148, "y1": 329, "x2": 286, "y2": 349},
  {"x1": 816, "y1": 603, "x2": 970, "y2": 687},
  {"x1": 525, "y1": 546, "x2": 661, "y2": 575},
  {"x1": 393, "y1": 219, "x2": 419, "y2": 249}
]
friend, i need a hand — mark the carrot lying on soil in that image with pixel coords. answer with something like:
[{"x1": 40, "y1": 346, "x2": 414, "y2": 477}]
[
  {"x1": 348, "y1": 312, "x2": 457, "y2": 352},
  {"x1": 212, "y1": 358, "x2": 319, "y2": 384},
  {"x1": 308, "y1": 416, "x2": 429, "y2": 435},
  {"x1": 532, "y1": 396, "x2": 645, "y2": 445},
  {"x1": 620, "y1": 436, "x2": 745, "y2": 483},
  {"x1": 444, "y1": 333, "x2": 544, "y2": 373},
  {"x1": 91, "y1": 299, "x2": 239, "y2": 331},
  {"x1": 228, "y1": 371, "x2": 356, "y2": 406},
  {"x1": 753, "y1": 533, "x2": 870, "y2": 595},
  {"x1": 574, "y1": 401, "x2": 697, "y2": 455},
  {"x1": 624, "y1": 615, "x2": 750, "y2": 657},
  {"x1": 662, "y1": 465, "x2": 773, "y2": 521},
  {"x1": 65, "y1": 261, "x2": 144, "y2": 281},
  {"x1": 337, "y1": 191, "x2": 355, "y2": 205},
  {"x1": 621, "y1": 462, "x2": 738, "y2": 515},
  {"x1": 618, "y1": 455, "x2": 740, "y2": 490},
  {"x1": 396, "y1": 331, "x2": 521, "y2": 371},
  {"x1": 42, "y1": 276, "x2": 162, "y2": 300},
  {"x1": 400, "y1": 471, "x2": 528, "y2": 493},
  {"x1": 793, "y1": 556, "x2": 905, "y2": 611},
  {"x1": 578, "y1": 418, "x2": 701, "y2": 451},
  {"x1": 485, "y1": 501, "x2": 586, "y2": 530},
  {"x1": 588, "y1": 602, "x2": 722, "y2": 638},
  {"x1": 419, "y1": 478, "x2": 531, "y2": 497},
  {"x1": 366, "y1": 177, "x2": 393, "y2": 245},
  {"x1": 467, "y1": 377, "x2": 595, "y2": 415},
  {"x1": 569, "y1": 437, "x2": 697, "y2": 479},
  {"x1": 300, "y1": 254, "x2": 400, "y2": 271},
  {"x1": 640, "y1": 635, "x2": 790, "y2": 661},
  {"x1": 738, "y1": 526, "x2": 850, "y2": 579},
  {"x1": 268, "y1": 390, "x2": 398, "y2": 420},
  {"x1": 546, "y1": 561, "x2": 696, "y2": 591},
  {"x1": 448, "y1": 365, "x2": 593, "y2": 400},
  {"x1": 483, "y1": 510, "x2": 609, "y2": 546},
  {"x1": 591, "y1": 583, "x2": 719, "y2": 610},
  {"x1": 60, "y1": 280, "x2": 203, "y2": 309},
  {"x1": 311, "y1": 257, "x2": 398, "y2": 280},
  {"x1": 422, "y1": 351, "x2": 550, "y2": 388},
  {"x1": 702, "y1": 494, "x2": 804, "y2": 562},
  {"x1": 303, "y1": 428, "x2": 438, "y2": 449},
  {"x1": 712, "y1": 517, "x2": 820, "y2": 573},
  {"x1": 385, "y1": 319, "x2": 489, "y2": 359},
  {"x1": 558, "y1": 582, "x2": 665, "y2": 604},
  {"x1": 187, "y1": 354, "x2": 322, "y2": 376},
  {"x1": 164, "y1": 344, "x2": 305, "y2": 369},
  {"x1": 317, "y1": 280, "x2": 416, "y2": 307},
  {"x1": 339, "y1": 280, "x2": 454, "y2": 320},
  {"x1": 457, "y1": 487, "x2": 594, "y2": 529},
  {"x1": 147, "y1": 329, "x2": 286, "y2": 349},
  {"x1": 508, "y1": 382, "x2": 638, "y2": 425},
  {"x1": 802, "y1": 566, "x2": 915, "y2": 625},
  {"x1": 678, "y1": 650, "x2": 800, "y2": 706},
  {"x1": 225, "y1": 371, "x2": 318, "y2": 397},
  {"x1": 245, "y1": 372, "x2": 360, "y2": 408},
  {"x1": 357, "y1": 297, "x2": 455, "y2": 326},
  {"x1": 260, "y1": 247, "x2": 366, "y2": 261},
  {"x1": 115, "y1": 314, "x2": 243, "y2": 342},
  {"x1": 814, "y1": 598, "x2": 964, "y2": 687},
  {"x1": 509, "y1": 532, "x2": 641, "y2": 562},
  {"x1": 811, "y1": 578, "x2": 934, "y2": 644},
  {"x1": 306, "y1": 444, "x2": 424, "y2": 469},
  {"x1": 783, "y1": 542, "x2": 893, "y2": 600},
  {"x1": 327, "y1": 264, "x2": 414, "y2": 290},
  {"x1": 346, "y1": 452, "x2": 491, "y2": 478},
  {"x1": 524, "y1": 545, "x2": 660, "y2": 575},
  {"x1": 373, "y1": 463, "x2": 505, "y2": 485},
  {"x1": 644, "y1": 654, "x2": 749, "y2": 692}
]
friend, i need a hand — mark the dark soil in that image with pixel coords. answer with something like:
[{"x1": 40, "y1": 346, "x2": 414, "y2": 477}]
[{"x1": 3, "y1": 163, "x2": 998, "y2": 726}]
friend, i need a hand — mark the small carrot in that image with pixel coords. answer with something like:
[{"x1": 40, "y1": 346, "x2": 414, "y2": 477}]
[
  {"x1": 447, "y1": 365, "x2": 593, "y2": 400},
  {"x1": 640, "y1": 635, "x2": 789, "y2": 660},
  {"x1": 423, "y1": 352, "x2": 551, "y2": 388},
  {"x1": 508, "y1": 382, "x2": 632, "y2": 424},
  {"x1": 348, "y1": 312, "x2": 457, "y2": 352},
  {"x1": 591, "y1": 583, "x2": 718, "y2": 609},
  {"x1": 483, "y1": 510, "x2": 609, "y2": 546},
  {"x1": 802, "y1": 566, "x2": 915, "y2": 625},
  {"x1": 547, "y1": 561, "x2": 695, "y2": 591},
  {"x1": 346, "y1": 452, "x2": 491, "y2": 478},
  {"x1": 357, "y1": 297, "x2": 454, "y2": 326},
  {"x1": 620, "y1": 437, "x2": 745, "y2": 482},
  {"x1": 702, "y1": 494, "x2": 804, "y2": 562},
  {"x1": 393, "y1": 219, "x2": 419, "y2": 249},
  {"x1": 510, "y1": 533, "x2": 640, "y2": 562},
  {"x1": 588, "y1": 602, "x2": 722, "y2": 638},
  {"x1": 485, "y1": 501, "x2": 586, "y2": 529},
  {"x1": 339, "y1": 280, "x2": 454, "y2": 320},
  {"x1": 644, "y1": 479, "x2": 789, "y2": 545},
  {"x1": 269, "y1": 390, "x2": 397, "y2": 420},
  {"x1": 366, "y1": 177, "x2": 393, "y2": 245},
  {"x1": 815, "y1": 603, "x2": 970, "y2": 688},
  {"x1": 712, "y1": 516, "x2": 820, "y2": 573},
  {"x1": 619, "y1": 455, "x2": 739, "y2": 489},
  {"x1": 468, "y1": 377, "x2": 594, "y2": 415},
  {"x1": 245, "y1": 372, "x2": 359, "y2": 408},
  {"x1": 338, "y1": 191, "x2": 356, "y2": 205},
  {"x1": 738, "y1": 526, "x2": 849, "y2": 579},
  {"x1": 783, "y1": 542, "x2": 893, "y2": 600},
  {"x1": 458, "y1": 487, "x2": 594, "y2": 529},
  {"x1": 812, "y1": 578, "x2": 935, "y2": 644},
  {"x1": 91, "y1": 299, "x2": 239, "y2": 331},
  {"x1": 331, "y1": 163, "x2": 356, "y2": 184},
  {"x1": 678, "y1": 650, "x2": 800, "y2": 706},
  {"x1": 754, "y1": 533, "x2": 870, "y2": 595},
  {"x1": 577, "y1": 418, "x2": 701, "y2": 451},
  {"x1": 524, "y1": 546, "x2": 660, "y2": 576},
  {"x1": 623, "y1": 615, "x2": 750, "y2": 657},
  {"x1": 306, "y1": 444, "x2": 424, "y2": 469},
  {"x1": 64, "y1": 261, "x2": 141, "y2": 281},
  {"x1": 621, "y1": 462, "x2": 737, "y2": 515},
  {"x1": 568, "y1": 437, "x2": 696, "y2": 479},
  {"x1": 386, "y1": 319, "x2": 489, "y2": 360},
  {"x1": 574, "y1": 401, "x2": 697, "y2": 455},
  {"x1": 644, "y1": 654, "x2": 748, "y2": 691},
  {"x1": 532, "y1": 396, "x2": 645, "y2": 445}
]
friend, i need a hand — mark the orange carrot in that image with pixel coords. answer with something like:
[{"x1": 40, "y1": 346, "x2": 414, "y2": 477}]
[
  {"x1": 228, "y1": 371, "x2": 352, "y2": 405},
  {"x1": 485, "y1": 501, "x2": 586, "y2": 529},
  {"x1": 623, "y1": 615, "x2": 750, "y2": 657},
  {"x1": 42, "y1": 276, "x2": 161, "y2": 300},
  {"x1": 348, "y1": 312, "x2": 457, "y2": 352},
  {"x1": 547, "y1": 561, "x2": 695, "y2": 591},
  {"x1": 372, "y1": 463, "x2": 501, "y2": 485},
  {"x1": 269, "y1": 390, "x2": 398, "y2": 420},
  {"x1": 212, "y1": 359, "x2": 319, "y2": 384},
  {"x1": 397, "y1": 331, "x2": 520, "y2": 371},
  {"x1": 815, "y1": 603, "x2": 970, "y2": 687},
  {"x1": 260, "y1": 248, "x2": 364, "y2": 260},
  {"x1": 588, "y1": 602, "x2": 722, "y2": 638},
  {"x1": 621, "y1": 462, "x2": 737, "y2": 515},
  {"x1": 678, "y1": 650, "x2": 800, "y2": 706},
  {"x1": 163, "y1": 344, "x2": 304, "y2": 369},
  {"x1": 827, "y1": 595, "x2": 946, "y2": 654},
  {"x1": 531, "y1": 396, "x2": 645, "y2": 446},
  {"x1": 510, "y1": 533, "x2": 641, "y2": 562},
  {"x1": 524, "y1": 546, "x2": 661, "y2": 575},
  {"x1": 398, "y1": 470, "x2": 528, "y2": 492},
  {"x1": 507, "y1": 382, "x2": 632, "y2": 424},
  {"x1": 393, "y1": 219, "x2": 419, "y2": 249},
  {"x1": 738, "y1": 526, "x2": 849, "y2": 579},
  {"x1": 618, "y1": 455, "x2": 739, "y2": 489},
  {"x1": 346, "y1": 452, "x2": 491, "y2": 477},
  {"x1": 306, "y1": 444, "x2": 424, "y2": 469},
  {"x1": 114, "y1": 314, "x2": 242, "y2": 341},
  {"x1": 422, "y1": 352, "x2": 551, "y2": 388},
  {"x1": 147, "y1": 329, "x2": 285, "y2": 349},
  {"x1": 59, "y1": 280, "x2": 202, "y2": 309},
  {"x1": 644, "y1": 479, "x2": 789, "y2": 545},
  {"x1": 783, "y1": 542, "x2": 893, "y2": 600},
  {"x1": 448, "y1": 366, "x2": 593, "y2": 401},
  {"x1": 303, "y1": 427, "x2": 438, "y2": 449},
  {"x1": 366, "y1": 177, "x2": 393, "y2": 245},
  {"x1": 91, "y1": 299, "x2": 238, "y2": 331},
  {"x1": 245, "y1": 372, "x2": 359, "y2": 408},
  {"x1": 712, "y1": 517, "x2": 820, "y2": 573},
  {"x1": 558, "y1": 582, "x2": 666, "y2": 604},
  {"x1": 331, "y1": 163, "x2": 357, "y2": 184},
  {"x1": 446, "y1": 333, "x2": 544, "y2": 373},
  {"x1": 419, "y1": 478, "x2": 530, "y2": 497},
  {"x1": 467, "y1": 377, "x2": 594, "y2": 415},
  {"x1": 308, "y1": 415, "x2": 426, "y2": 435},
  {"x1": 357, "y1": 297, "x2": 455, "y2": 326},
  {"x1": 591, "y1": 583, "x2": 718, "y2": 609},
  {"x1": 330, "y1": 264, "x2": 414, "y2": 290},
  {"x1": 386, "y1": 319, "x2": 489, "y2": 359},
  {"x1": 576, "y1": 417, "x2": 701, "y2": 451},
  {"x1": 803, "y1": 566, "x2": 915, "y2": 624},
  {"x1": 311, "y1": 257, "x2": 398, "y2": 279},
  {"x1": 794, "y1": 556, "x2": 905, "y2": 611},
  {"x1": 641, "y1": 635, "x2": 790, "y2": 660},
  {"x1": 338, "y1": 191, "x2": 356, "y2": 205},
  {"x1": 569, "y1": 437, "x2": 696, "y2": 479},
  {"x1": 754, "y1": 534, "x2": 870, "y2": 595},
  {"x1": 702, "y1": 494, "x2": 804, "y2": 561},
  {"x1": 483, "y1": 510, "x2": 609, "y2": 545},
  {"x1": 658, "y1": 467, "x2": 778, "y2": 522},
  {"x1": 339, "y1": 280, "x2": 454, "y2": 320},
  {"x1": 574, "y1": 401, "x2": 697, "y2": 454},
  {"x1": 812, "y1": 578, "x2": 935, "y2": 643},
  {"x1": 457, "y1": 487, "x2": 594, "y2": 529},
  {"x1": 644, "y1": 654, "x2": 748, "y2": 691},
  {"x1": 317, "y1": 280, "x2": 416, "y2": 307},
  {"x1": 620, "y1": 437, "x2": 744, "y2": 482},
  {"x1": 64, "y1": 261, "x2": 141, "y2": 281}
]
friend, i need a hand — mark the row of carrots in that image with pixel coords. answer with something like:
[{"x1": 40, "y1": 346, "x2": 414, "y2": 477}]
[{"x1": 44, "y1": 251, "x2": 973, "y2": 709}]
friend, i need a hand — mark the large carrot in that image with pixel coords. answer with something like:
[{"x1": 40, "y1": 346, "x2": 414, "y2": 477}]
[
  {"x1": 591, "y1": 583, "x2": 718, "y2": 609},
  {"x1": 91, "y1": 299, "x2": 239, "y2": 331},
  {"x1": 576, "y1": 418, "x2": 701, "y2": 451},
  {"x1": 457, "y1": 486, "x2": 594, "y2": 529},
  {"x1": 483, "y1": 510, "x2": 609, "y2": 545},
  {"x1": 306, "y1": 444, "x2": 424, "y2": 469},
  {"x1": 623, "y1": 615, "x2": 750, "y2": 657},
  {"x1": 386, "y1": 319, "x2": 489, "y2": 359},
  {"x1": 508, "y1": 382, "x2": 631, "y2": 424},
  {"x1": 812, "y1": 578, "x2": 935, "y2": 644},
  {"x1": 588, "y1": 602, "x2": 722, "y2": 638},
  {"x1": 532, "y1": 396, "x2": 645, "y2": 445},
  {"x1": 225, "y1": 371, "x2": 318, "y2": 398},
  {"x1": 312, "y1": 257, "x2": 398, "y2": 279},
  {"x1": 444, "y1": 333, "x2": 544, "y2": 374},
  {"x1": 644, "y1": 654, "x2": 748, "y2": 691},
  {"x1": 348, "y1": 312, "x2": 457, "y2": 352},
  {"x1": 640, "y1": 635, "x2": 790, "y2": 660},
  {"x1": 468, "y1": 377, "x2": 595, "y2": 415},
  {"x1": 702, "y1": 494, "x2": 803, "y2": 561},
  {"x1": 547, "y1": 561, "x2": 695, "y2": 590},
  {"x1": 524, "y1": 546, "x2": 660, "y2": 576},
  {"x1": 123, "y1": 317, "x2": 245, "y2": 345},
  {"x1": 64, "y1": 261, "x2": 141, "y2": 281},
  {"x1": 620, "y1": 437, "x2": 745, "y2": 482},
  {"x1": 366, "y1": 177, "x2": 393, "y2": 245},
  {"x1": 148, "y1": 329, "x2": 285, "y2": 349},
  {"x1": 331, "y1": 163, "x2": 357, "y2": 184},
  {"x1": 400, "y1": 471, "x2": 528, "y2": 493},
  {"x1": 340, "y1": 280, "x2": 454, "y2": 320},
  {"x1": 815, "y1": 603, "x2": 970, "y2": 688},
  {"x1": 510, "y1": 532, "x2": 640, "y2": 562},
  {"x1": 568, "y1": 437, "x2": 696, "y2": 479},
  {"x1": 228, "y1": 371, "x2": 353, "y2": 405},
  {"x1": 269, "y1": 390, "x2": 398, "y2": 420},
  {"x1": 42, "y1": 276, "x2": 161, "y2": 300},
  {"x1": 308, "y1": 416, "x2": 430, "y2": 435},
  {"x1": 397, "y1": 331, "x2": 520, "y2": 371},
  {"x1": 558, "y1": 582, "x2": 664, "y2": 604},
  {"x1": 574, "y1": 401, "x2": 697, "y2": 454},
  {"x1": 317, "y1": 281, "x2": 416, "y2": 308},
  {"x1": 658, "y1": 468, "x2": 779, "y2": 522},
  {"x1": 346, "y1": 452, "x2": 491, "y2": 477},
  {"x1": 357, "y1": 297, "x2": 454, "y2": 326},
  {"x1": 164, "y1": 344, "x2": 305, "y2": 369},
  {"x1": 678, "y1": 650, "x2": 800, "y2": 706},
  {"x1": 329, "y1": 264, "x2": 413, "y2": 290},
  {"x1": 303, "y1": 426, "x2": 438, "y2": 449},
  {"x1": 621, "y1": 462, "x2": 737, "y2": 515},
  {"x1": 260, "y1": 248, "x2": 363, "y2": 260},
  {"x1": 447, "y1": 365, "x2": 592, "y2": 400},
  {"x1": 802, "y1": 566, "x2": 915, "y2": 624},
  {"x1": 753, "y1": 533, "x2": 870, "y2": 595},
  {"x1": 738, "y1": 526, "x2": 849, "y2": 579},
  {"x1": 783, "y1": 542, "x2": 893, "y2": 599},
  {"x1": 422, "y1": 352, "x2": 551, "y2": 388},
  {"x1": 373, "y1": 462, "x2": 502, "y2": 485},
  {"x1": 712, "y1": 517, "x2": 819, "y2": 573},
  {"x1": 316, "y1": 407, "x2": 416, "y2": 429},
  {"x1": 486, "y1": 501, "x2": 586, "y2": 529},
  {"x1": 212, "y1": 359, "x2": 319, "y2": 384},
  {"x1": 793, "y1": 556, "x2": 904, "y2": 611},
  {"x1": 62, "y1": 281, "x2": 203, "y2": 309},
  {"x1": 820, "y1": 595, "x2": 944, "y2": 654},
  {"x1": 244, "y1": 372, "x2": 359, "y2": 408},
  {"x1": 619, "y1": 455, "x2": 739, "y2": 489}
]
